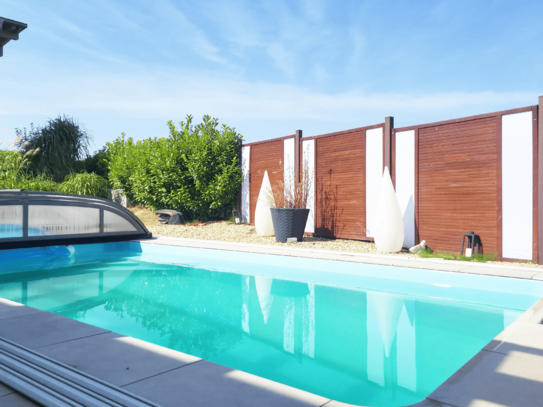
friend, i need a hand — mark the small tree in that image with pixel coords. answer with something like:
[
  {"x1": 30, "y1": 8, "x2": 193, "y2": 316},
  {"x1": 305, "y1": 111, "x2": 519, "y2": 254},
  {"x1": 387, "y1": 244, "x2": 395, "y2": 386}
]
[{"x1": 15, "y1": 115, "x2": 92, "y2": 182}]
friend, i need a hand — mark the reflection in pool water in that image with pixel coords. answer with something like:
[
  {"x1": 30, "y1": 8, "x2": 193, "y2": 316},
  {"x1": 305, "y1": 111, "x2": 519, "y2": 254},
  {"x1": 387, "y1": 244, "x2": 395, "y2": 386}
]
[{"x1": 0, "y1": 256, "x2": 524, "y2": 407}]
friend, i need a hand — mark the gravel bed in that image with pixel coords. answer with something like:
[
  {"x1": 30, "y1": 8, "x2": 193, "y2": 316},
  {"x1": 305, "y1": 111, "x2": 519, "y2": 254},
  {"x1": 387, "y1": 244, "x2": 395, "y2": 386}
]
[
  {"x1": 145, "y1": 222, "x2": 406, "y2": 255},
  {"x1": 130, "y1": 207, "x2": 543, "y2": 269}
]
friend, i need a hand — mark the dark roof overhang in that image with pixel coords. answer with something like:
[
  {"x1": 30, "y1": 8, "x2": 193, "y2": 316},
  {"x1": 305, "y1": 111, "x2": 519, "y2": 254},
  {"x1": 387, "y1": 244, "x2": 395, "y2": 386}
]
[{"x1": 0, "y1": 16, "x2": 27, "y2": 57}]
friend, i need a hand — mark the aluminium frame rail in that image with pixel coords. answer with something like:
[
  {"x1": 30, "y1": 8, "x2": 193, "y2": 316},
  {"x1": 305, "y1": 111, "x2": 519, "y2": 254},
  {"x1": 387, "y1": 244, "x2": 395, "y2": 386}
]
[{"x1": 0, "y1": 336, "x2": 161, "y2": 407}]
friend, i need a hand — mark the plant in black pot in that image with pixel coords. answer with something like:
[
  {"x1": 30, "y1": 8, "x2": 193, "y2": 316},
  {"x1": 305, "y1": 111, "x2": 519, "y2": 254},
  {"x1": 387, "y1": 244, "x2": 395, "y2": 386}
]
[{"x1": 268, "y1": 157, "x2": 313, "y2": 243}]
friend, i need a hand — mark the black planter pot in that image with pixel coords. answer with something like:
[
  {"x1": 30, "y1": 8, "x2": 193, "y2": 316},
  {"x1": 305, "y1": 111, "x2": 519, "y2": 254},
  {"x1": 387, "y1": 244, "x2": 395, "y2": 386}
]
[{"x1": 270, "y1": 208, "x2": 310, "y2": 243}]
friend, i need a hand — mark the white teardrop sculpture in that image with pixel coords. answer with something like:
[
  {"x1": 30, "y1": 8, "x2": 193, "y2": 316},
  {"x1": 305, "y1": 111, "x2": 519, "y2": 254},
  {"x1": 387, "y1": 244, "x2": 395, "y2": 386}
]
[
  {"x1": 255, "y1": 276, "x2": 274, "y2": 324},
  {"x1": 369, "y1": 291, "x2": 404, "y2": 357},
  {"x1": 255, "y1": 171, "x2": 275, "y2": 236},
  {"x1": 374, "y1": 166, "x2": 404, "y2": 252}
]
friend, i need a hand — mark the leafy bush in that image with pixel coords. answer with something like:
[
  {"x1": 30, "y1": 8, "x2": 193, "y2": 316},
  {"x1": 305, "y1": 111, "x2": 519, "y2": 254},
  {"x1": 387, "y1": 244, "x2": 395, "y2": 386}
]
[
  {"x1": 82, "y1": 147, "x2": 109, "y2": 180},
  {"x1": 108, "y1": 115, "x2": 243, "y2": 220},
  {"x1": 16, "y1": 176, "x2": 59, "y2": 192},
  {"x1": 58, "y1": 172, "x2": 108, "y2": 198}
]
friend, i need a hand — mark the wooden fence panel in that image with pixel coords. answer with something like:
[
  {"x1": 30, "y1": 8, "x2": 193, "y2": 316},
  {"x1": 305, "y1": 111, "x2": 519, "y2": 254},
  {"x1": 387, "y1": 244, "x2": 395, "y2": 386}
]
[
  {"x1": 242, "y1": 101, "x2": 540, "y2": 263},
  {"x1": 315, "y1": 131, "x2": 366, "y2": 239},
  {"x1": 417, "y1": 117, "x2": 499, "y2": 254},
  {"x1": 249, "y1": 140, "x2": 284, "y2": 224}
]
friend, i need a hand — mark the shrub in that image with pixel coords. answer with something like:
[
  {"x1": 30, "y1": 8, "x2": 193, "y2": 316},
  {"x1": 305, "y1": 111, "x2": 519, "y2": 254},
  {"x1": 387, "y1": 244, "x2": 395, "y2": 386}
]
[
  {"x1": 82, "y1": 147, "x2": 109, "y2": 180},
  {"x1": 18, "y1": 176, "x2": 59, "y2": 192},
  {"x1": 58, "y1": 172, "x2": 108, "y2": 198},
  {"x1": 15, "y1": 115, "x2": 92, "y2": 182},
  {"x1": 0, "y1": 149, "x2": 34, "y2": 179},
  {"x1": 0, "y1": 148, "x2": 59, "y2": 192},
  {"x1": 108, "y1": 115, "x2": 243, "y2": 220}
]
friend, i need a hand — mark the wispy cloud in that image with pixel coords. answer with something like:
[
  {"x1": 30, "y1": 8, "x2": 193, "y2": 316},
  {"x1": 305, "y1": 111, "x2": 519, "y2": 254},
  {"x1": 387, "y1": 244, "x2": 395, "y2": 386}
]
[
  {"x1": 145, "y1": 0, "x2": 224, "y2": 63},
  {"x1": 51, "y1": 15, "x2": 92, "y2": 36},
  {"x1": 1, "y1": 0, "x2": 541, "y2": 146},
  {"x1": 266, "y1": 43, "x2": 297, "y2": 78},
  {"x1": 1, "y1": 56, "x2": 537, "y2": 148},
  {"x1": 300, "y1": 0, "x2": 326, "y2": 22},
  {"x1": 32, "y1": 26, "x2": 126, "y2": 64},
  {"x1": 347, "y1": 27, "x2": 365, "y2": 74},
  {"x1": 201, "y1": 0, "x2": 263, "y2": 49},
  {"x1": 0, "y1": 62, "x2": 534, "y2": 122}
]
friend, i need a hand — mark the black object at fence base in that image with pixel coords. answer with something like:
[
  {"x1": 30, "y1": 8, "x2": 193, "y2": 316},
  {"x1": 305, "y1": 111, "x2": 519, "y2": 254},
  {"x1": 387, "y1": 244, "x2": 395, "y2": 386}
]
[
  {"x1": 270, "y1": 208, "x2": 310, "y2": 243},
  {"x1": 461, "y1": 231, "x2": 483, "y2": 255},
  {"x1": 155, "y1": 209, "x2": 185, "y2": 225}
]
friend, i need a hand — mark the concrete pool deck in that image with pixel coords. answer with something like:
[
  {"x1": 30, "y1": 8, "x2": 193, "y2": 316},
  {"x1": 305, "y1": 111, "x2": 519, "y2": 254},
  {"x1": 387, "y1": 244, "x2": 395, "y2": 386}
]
[{"x1": 0, "y1": 237, "x2": 542, "y2": 407}]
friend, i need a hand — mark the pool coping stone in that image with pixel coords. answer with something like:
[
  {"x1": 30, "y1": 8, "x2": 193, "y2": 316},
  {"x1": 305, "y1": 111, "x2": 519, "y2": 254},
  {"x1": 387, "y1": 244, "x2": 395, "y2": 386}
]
[{"x1": 139, "y1": 236, "x2": 543, "y2": 280}]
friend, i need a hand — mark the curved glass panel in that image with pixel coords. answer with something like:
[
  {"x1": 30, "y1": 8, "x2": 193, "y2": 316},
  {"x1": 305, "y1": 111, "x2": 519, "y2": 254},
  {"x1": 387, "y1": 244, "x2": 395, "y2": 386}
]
[
  {"x1": 104, "y1": 210, "x2": 137, "y2": 233},
  {"x1": 0, "y1": 205, "x2": 23, "y2": 238},
  {"x1": 28, "y1": 205, "x2": 100, "y2": 236},
  {"x1": 0, "y1": 191, "x2": 151, "y2": 248}
]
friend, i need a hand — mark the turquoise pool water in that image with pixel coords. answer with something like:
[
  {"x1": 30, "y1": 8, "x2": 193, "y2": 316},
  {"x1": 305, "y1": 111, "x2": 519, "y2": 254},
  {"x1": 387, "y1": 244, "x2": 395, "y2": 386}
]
[{"x1": 1, "y1": 242, "x2": 542, "y2": 407}]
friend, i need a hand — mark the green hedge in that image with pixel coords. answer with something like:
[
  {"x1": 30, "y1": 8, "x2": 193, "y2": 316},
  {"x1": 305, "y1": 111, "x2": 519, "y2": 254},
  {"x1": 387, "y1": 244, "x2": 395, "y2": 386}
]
[{"x1": 107, "y1": 115, "x2": 243, "y2": 220}]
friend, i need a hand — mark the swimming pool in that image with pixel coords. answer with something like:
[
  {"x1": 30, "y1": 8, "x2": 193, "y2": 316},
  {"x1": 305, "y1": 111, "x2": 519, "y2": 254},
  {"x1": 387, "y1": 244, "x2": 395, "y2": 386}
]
[{"x1": 1, "y1": 242, "x2": 542, "y2": 407}]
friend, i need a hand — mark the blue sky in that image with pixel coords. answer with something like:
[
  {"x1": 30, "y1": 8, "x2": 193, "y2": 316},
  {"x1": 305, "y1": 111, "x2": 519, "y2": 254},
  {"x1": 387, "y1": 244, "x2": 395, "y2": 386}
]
[{"x1": 1, "y1": 0, "x2": 542, "y2": 152}]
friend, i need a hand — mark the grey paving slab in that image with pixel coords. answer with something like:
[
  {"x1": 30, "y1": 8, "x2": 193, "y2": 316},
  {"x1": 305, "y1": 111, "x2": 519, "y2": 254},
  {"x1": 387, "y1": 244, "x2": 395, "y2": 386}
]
[
  {"x1": 144, "y1": 237, "x2": 543, "y2": 277},
  {"x1": 336, "y1": 255, "x2": 395, "y2": 266},
  {"x1": 0, "y1": 299, "x2": 43, "y2": 320},
  {"x1": 516, "y1": 296, "x2": 543, "y2": 324},
  {"x1": 295, "y1": 252, "x2": 341, "y2": 261},
  {"x1": 0, "y1": 392, "x2": 40, "y2": 406},
  {"x1": 325, "y1": 396, "x2": 457, "y2": 407},
  {"x1": 36, "y1": 331, "x2": 201, "y2": 387},
  {"x1": 122, "y1": 359, "x2": 330, "y2": 407},
  {"x1": 407, "y1": 400, "x2": 458, "y2": 407},
  {"x1": 177, "y1": 241, "x2": 291, "y2": 257},
  {"x1": 0, "y1": 382, "x2": 14, "y2": 397},
  {"x1": 0, "y1": 311, "x2": 108, "y2": 349},
  {"x1": 484, "y1": 321, "x2": 543, "y2": 356},
  {"x1": 279, "y1": 249, "x2": 330, "y2": 258},
  {"x1": 386, "y1": 260, "x2": 465, "y2": 272},
  {"x1": 429, "y1": 349, "x2": 543, "y2": 407},
  {"x1": 458, "y1": 266, "x2": 539, "y2": 279},
  {"x1": 252, "y1": 249, "x2": 299, "y2": 257}
]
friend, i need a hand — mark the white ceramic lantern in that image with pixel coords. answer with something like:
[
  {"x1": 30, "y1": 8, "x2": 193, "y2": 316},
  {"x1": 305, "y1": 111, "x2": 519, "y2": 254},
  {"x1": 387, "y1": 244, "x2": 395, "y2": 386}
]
[{"x1": 255, "y1": 171, "x2": 275, "y2": 236}]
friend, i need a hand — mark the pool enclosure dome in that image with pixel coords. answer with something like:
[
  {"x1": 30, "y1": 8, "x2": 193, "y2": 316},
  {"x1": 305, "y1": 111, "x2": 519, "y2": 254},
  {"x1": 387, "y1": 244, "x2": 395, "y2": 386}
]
[{"x1": 0, "y1": 190, "x2": 152, "y2": 249}]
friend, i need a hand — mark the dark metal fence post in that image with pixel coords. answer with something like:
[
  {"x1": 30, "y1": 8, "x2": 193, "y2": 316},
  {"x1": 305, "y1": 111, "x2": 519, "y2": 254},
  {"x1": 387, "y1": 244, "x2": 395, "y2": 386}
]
[
  {"x1": 384, "y1": 117, "x2": 394, "y2": 175},
  {"x1": 295, "y1": 130, "x2": 302, "y2": 185},
  {"x1": 538, "y1": 96, "x2": 543, "y2": 264}
]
